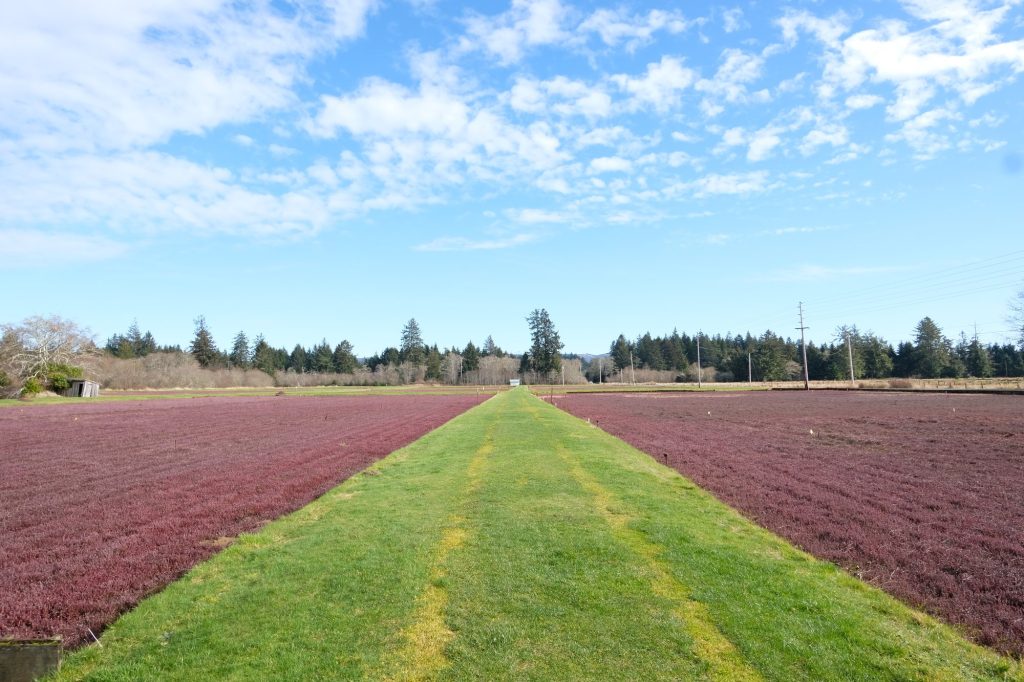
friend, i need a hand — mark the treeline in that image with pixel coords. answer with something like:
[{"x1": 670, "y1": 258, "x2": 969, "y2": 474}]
[
  {"x1": 595, "y1": 317, "x2": 1024, "y2": 382},
  {"x1": 101, "y1": 314, "x2": 582, "y2": 387}
]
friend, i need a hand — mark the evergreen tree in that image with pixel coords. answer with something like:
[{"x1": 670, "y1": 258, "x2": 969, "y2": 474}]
[
  {"x1": 966, "y1": 338, "x2": 993, "y2": 377},
  {"x1": 463, "y1": 341, "x2": 480, "y2": 372},
  {"x1": 312, "y1": 339, "x2": 334, "y2": 373},
  {"x1": 912, "y1": 317, "x2": 950, "y2": 378},
  {"x1": 518, "y1": 352, "x2": 531, "y2": 375},
  {"x1": 861, "y1": 334, "x2": 894, "y2": 378},
  {"x1": 229, "y1": 331, "x2": 250, "y2": 368},
  {"x1": 610, "y1": 334, "x2": 631, "y2": 371},
  {"x1": 401, "y1": 318, "x2": 425, "y2": 364},
  {"x1": 662, "y1": 330, "x2": 686, "y2": 371},
  {"x1": 332, "y1": 340, "x2": 357, "y2": 374},
  {"x1": 189, "y1": 316, "x2": 219, "y2": 368},
  {"x1": 288, "y1": 344, "x2": 308, "y2": 373},
  {"x1": 892, "y1": 341, "x2": 915, "y2": 377},
  {"x1": 426, "y1": 346, "x2": 442, "y2": 380},
  {"x1": 482, "y1": 335, "x2": 504, "y2": 358},
  {"x1": 526, "y1": 308, "x2": 563, "y2": 376},
  {"x1": 126, "y1": 320, "x2": 143, "y2": 356},
  {"x1": 139, "y1": 331, "x2": 157, "y2": 356},
  {"x1": 754, "y1": 331, "x2": 788, "y2": 381},
  {"x1": 383, "y1": 347, "x2": 401, "y2": 366},
  {"x1": 251, "y1": 335, "x2": 277, "y2": 375},
  {"x1": 635, "y1": 332, "x2": 664, "y2": 370}
]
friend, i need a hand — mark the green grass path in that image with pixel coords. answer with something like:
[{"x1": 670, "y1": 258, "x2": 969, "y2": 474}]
[{"x1": 54, "y1": 389, "x2": 1022, "y2": 681}]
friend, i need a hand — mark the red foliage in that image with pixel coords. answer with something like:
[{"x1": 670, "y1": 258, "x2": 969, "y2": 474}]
[
  {"x1": 0, "y1": 394, "x2": 485, "y2": 647},
  {"x1": 556, "y1": 390, "x2": 1024, "y2": 656}
]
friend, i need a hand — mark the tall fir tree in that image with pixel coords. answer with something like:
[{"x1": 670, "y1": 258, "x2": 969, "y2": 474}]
[
  {"x1": 482, "y1": 335, "x2": 504, "y2": 357},
  {"x1": 463, "y1": 341, "x2": 480, "y2": 372},
  {"x1": 333, "y1": 340, "x2": 358, "y2": 374},
  {"x1": 312, "y1": 339, "x2": 334, "y2": 373},
  {"x1": 526, "y1": 308, "x2": 563, "y2": 376},
  {"x1": 189, "y1": 316, "x2": 218, "y2": 368},
  {"x1": 251, "y1": 334, "x2": 277, "y2": 375},
  {"x1": 966, "y1": 337, "x2": 993, "y2": 377},
  {"x1": 912, "y1": 317, "x2": 950, "y2": 378},
  {"x1": 610, "y1": 334, "x2": 631, "y2": 371},
  {"x1": 229, "y1": 331, "x2": 250, "y2": 368},
  {"x1": 288, "y1": 344, "x2": 308, "y2": 373},
  {"x1": 401, "y1": 318, "x2": 425, "y2": 364}
]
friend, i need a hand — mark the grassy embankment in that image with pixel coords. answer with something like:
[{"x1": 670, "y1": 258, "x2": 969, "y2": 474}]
[{"x1": 53, "y1": 389, "x2": 1021, "y2": 680}]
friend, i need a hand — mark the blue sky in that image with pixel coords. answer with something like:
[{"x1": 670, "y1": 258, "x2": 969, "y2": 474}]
[{"x1": 2, "y1": 0, "x2": 1022, "y2": 355}]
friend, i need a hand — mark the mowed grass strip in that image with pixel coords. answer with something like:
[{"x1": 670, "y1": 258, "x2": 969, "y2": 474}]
[{"x1": 53, "y1": 390, "x2": 1022, "y2": 681}]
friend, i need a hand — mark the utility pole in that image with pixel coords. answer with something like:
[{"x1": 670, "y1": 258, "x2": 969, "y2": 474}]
[
  {"x1": 748, "y1": 352, "x2": 752, "y2": 383},
  {"x1": 846, "y1": 331, "x2": 855, "y2": 386},
  {"x1": 629, "y1": 350, "x2": 635, "y2": 385},
  {"x1": 797, "y1": 302, "x2": 810, "y2": 390},
  {"x1": 696, "y1": 331, "x2": 702, "y2": 389}
]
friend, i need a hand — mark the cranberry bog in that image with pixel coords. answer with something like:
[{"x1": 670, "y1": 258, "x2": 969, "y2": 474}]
[
  {"x1": 0, "y1": 393, "x2": 486, "y2": 648},
  {"x1": 553, "y1": 390, "x2": 1024, "y2": 657}
]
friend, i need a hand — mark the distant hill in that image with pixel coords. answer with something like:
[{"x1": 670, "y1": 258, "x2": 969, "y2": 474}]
[{"x1": 578, "y1": 353, "x2": 610, "y2": 363}]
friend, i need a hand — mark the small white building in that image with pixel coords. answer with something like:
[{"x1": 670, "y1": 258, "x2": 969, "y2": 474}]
[
  {"x1": 64, "y1": 380, "x2": 100, "y2": 398},
  {"x1": 509, "y1": 378, "x2": 521, "y2": 387}
]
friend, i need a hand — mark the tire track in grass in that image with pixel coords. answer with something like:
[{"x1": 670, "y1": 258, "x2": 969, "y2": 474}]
[
  {"x1": 524, "y1": 398, "x2": 762, "y2": 680},
  {"x1": 554, "y1": 442, "x2": 763, "y2": 682},
  {"x1": 381, "y1": 427, "x2": 495, "y2": 681}
]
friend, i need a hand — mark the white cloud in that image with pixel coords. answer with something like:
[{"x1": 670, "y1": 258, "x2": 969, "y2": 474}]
[
  {"x1": 672, "y1": 131, "x2": 698, "y2": 143},
  {"x1": 233, "y1": 134, "x2": 255, "y2": 147},
  {"x1": 884, "y1": 105, "x2": 961, "y2": 158},
  {"x1": 507, "y1": 76, "x2": 612, "y2": 119},
  {"x1": 589, "y1": 156, "x2": 633, "y2": 173},
  {"x1": 799, "y1": 123, "x2": 850, "y2": 155},
  {"x1": 783, "y1": 3, "x2": 1024, "y2": 126},
  {"x1": 413, "y1": 233, "x2": 537, "y2": 251},
  {"x1": 845, "y1": 93, "x2": 885, "y2": 109},
  {"x1": 269, "y1": 144, "x2": 297, "y2": 157},
  {"x1": 0, "y1": 1, "x2": 376, "y2": 154},
  {"x1": 695, "y1": 48, "x2": 769, "y2": 114},
  {"x1": 0, "y1": 151, "x2": 340, "y2": 238},
  {"x1": 0, "y1": 228, "x2": 129, "y2": 264},
  {"x1": 309, "y1": 79, "x2": 470, "y2": 138},
  {"x1": 747, "y1": 127, "x2": 783, "y2": 161},
  {"x1": 461, "y1": 0, "x2": 569, "y2": 64},
  {"x1": 578, "y1": 8, "x2": 693, "y2": 50},
  {"x1": 611, "y1": 56, "x2": 696, "y2": 112},
  {"x1": 722, "y1": 8, "x2": 745, "y2": 33},
  {"x1": 683, "y1": 171, "x2": 771, "y2": 197},
  {"x1": 509, "y1": 208, "x2": 567, "y2": 223}
]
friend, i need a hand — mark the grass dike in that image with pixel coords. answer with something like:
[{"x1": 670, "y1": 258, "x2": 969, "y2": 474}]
[{"x1": 52, "y1": 389, "x2": 1022, "y2": 681}]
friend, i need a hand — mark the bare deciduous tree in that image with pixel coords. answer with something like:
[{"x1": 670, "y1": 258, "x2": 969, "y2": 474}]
[{"x1": 1, "y1": 316, "x2": 96, "y2": 379}]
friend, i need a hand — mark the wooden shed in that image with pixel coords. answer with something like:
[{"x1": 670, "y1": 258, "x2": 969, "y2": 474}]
[{"x1": 64, "y1": 380, "x2": 100, "y2": 398}]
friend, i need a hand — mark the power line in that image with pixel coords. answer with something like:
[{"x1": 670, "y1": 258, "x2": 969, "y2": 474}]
[
  {"x1": 810, "y1": 280, "x2": 1020, "y2": 323},
  {"x1": 804, "y1": 250, "x2": 1024, "y2": 310}
]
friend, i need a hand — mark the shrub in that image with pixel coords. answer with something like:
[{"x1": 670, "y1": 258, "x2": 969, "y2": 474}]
[
  {"x1": 22, "y1": 377, "x2": 43, "y2": 396},
  {"x1": 44, "y1": 363, "x2": 84, "y2": 393},
  {"x1": 0, "y1": 369, "x2": 8, "y2": 388}
]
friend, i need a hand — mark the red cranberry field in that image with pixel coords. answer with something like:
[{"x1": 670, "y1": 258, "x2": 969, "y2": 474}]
[
  {"x1": 0, "y1": 394, "x2": 485, "y2": 647},
  {"x1": 556, "y1": 390, "x2": 1024, "y2": 656}
]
